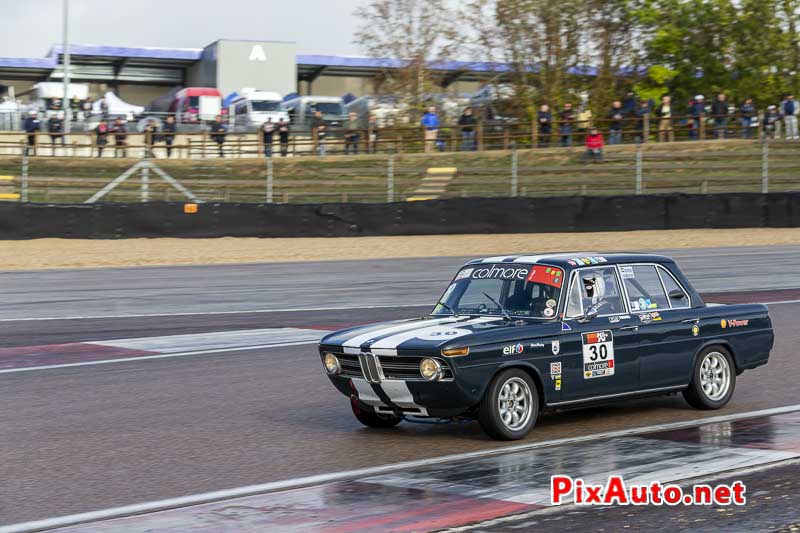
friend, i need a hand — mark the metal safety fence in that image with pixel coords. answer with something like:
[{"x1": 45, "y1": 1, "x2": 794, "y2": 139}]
[{"x1": 0, "y1": 139, "x2": 797, "y2": 205}]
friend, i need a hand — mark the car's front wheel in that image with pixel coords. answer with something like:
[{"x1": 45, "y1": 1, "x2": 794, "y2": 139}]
[
  {"x1": 683, "y1": 346, "x2": 736, "y2": 410},
  {"x1": 350, "y1": 398, "x2": 402, "y2": 428},
  {"x1": 478, "y1": 368, "x2": 539, "y2": 440}
]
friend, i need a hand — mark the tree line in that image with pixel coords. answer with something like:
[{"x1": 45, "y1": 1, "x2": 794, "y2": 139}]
[{"x1": 354, "y1": 0, "x2": 800, "y2": 119}]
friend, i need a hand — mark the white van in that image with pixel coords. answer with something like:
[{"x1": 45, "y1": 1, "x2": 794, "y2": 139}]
[
  {"x1": 230, "y1": 91, "x2": 289, "y2": 131},
  {"x1": 283, "y1": 96, "x2": 347, "y2": 132}
]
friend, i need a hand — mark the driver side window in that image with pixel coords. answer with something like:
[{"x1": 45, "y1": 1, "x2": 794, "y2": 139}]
[{"x1": 566, "y1": 267, "x2": 625, "y2": 317}]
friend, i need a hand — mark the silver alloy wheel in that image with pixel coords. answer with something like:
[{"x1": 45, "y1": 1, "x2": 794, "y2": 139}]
[
  {"x1": 699, "y1": 351, "x2": 731, "y2": 401},
  {"x1": 497, "y1": 377, "x2": 533, "y2": 431}
]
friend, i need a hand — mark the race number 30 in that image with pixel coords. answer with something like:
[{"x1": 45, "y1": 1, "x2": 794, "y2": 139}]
[{"x1": 582, "y1": 330, "x2": 615, "y2": 379}]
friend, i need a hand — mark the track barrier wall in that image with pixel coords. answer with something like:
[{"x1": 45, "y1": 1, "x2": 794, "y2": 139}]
[{"x1": 0, "y1": 193, "x2": 798, "y2": 239}]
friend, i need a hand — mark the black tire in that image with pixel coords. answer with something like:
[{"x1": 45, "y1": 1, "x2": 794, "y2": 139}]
[
  {"x1": 350, "y1": 398, "x2": 402, "y2": 428},
  {"x1": 683, "y1": 346, "x2": 736, "y2": 410},
  {"x1": 478, "y1": 368, "x2": 539, "y2": 440}
]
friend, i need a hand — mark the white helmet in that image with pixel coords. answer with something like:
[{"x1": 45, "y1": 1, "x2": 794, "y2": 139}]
[{"x1": 582, "y1": 274, "x2": 606, "y2": 304}]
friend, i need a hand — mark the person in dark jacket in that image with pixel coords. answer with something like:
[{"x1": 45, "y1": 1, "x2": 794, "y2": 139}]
[
  {"x1": 458, "y1": 107, "x2": 478, "y2": 151},
  {"x1": 23, "y1": 110, "x2": 41, "y2": 156},
  {"x1": 635, "y1": 100, "x2": 651, "y2": 142},
  {"x1": 95, "y1": 118, "x2": 109, "y2": 158},
  {"x1": 689, "y1": 95, "x2": 705, "y2": 139},
  {"x1": 739, "y1": 98, "x2": 756, "y2": 139},
  {"x1": 782, "y1": 95, "x2": 798, "y2": 139},
  {"x1": 277, "y1": 118, "x2": 290, "y2": 157},
  {"x1": 711, "y1": 93, "x2": 729, "y2": 139},
  {"x1": 607, "y1": 101, "x2": 624, "y2": 145},
  {"x1": 47, "y1": 111, "x2": 65, "y2": 155},
  {"x1": 143, "y1": 118, "x2": 159, "y2": 158},
  {"x1": 537, "y1": 104, "x2": 552, "y2": 147},
  {"x1": 261, "y1": 118, "x2": 275, "y2": 157},
  {"x1": 559, "y1": 103, "x2": 575, "y2": 147},
  {"x1": 162, "y1": 115, "x2": 177, "y2": 158},
  {"x1": 210, "y1": 115, "x2": 227, "y2": 157},
  {"x1": 111, "y1": 118, "x2": 128, "y2": 158},
  {"x1": 621, "y1": 91, "x2": 637, "y2": 115}
]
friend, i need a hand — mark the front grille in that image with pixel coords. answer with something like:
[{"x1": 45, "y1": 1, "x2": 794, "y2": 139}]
[{"x1": 333, "y1": 352, "x2": 453, "y2": 382}]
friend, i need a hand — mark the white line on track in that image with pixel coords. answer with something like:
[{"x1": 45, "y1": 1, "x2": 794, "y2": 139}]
[
  {"x1": 0, "y1": 340, "x2": 318, "y2": 375},
  {"x1": 3, "y1": 298, "x2": 800, "y2": 323},
  {"x1": 0, "y1": 303, "x2": 432, "y2": 322},
  {"x1": 2, "y1": 403, "x2": 800, "y2": 533}
]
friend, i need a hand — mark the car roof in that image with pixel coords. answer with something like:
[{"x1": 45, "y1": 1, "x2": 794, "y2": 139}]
[{"x1": 463, "y1": 252, "x2": 674, "y2": 268}]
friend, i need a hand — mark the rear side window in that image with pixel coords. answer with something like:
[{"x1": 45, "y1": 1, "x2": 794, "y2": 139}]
[
  {"x1": 620, "y1": 265, "x2": 669, "y2": 311},
  {"x1": 658, "y1": 266, "x2": 690, "y2": 308}
]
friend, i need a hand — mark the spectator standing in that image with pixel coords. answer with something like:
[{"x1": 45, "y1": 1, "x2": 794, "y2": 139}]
[
  {"x1": 607, "y1": 100, "x2": 624, "y2": 145},
  {"x1": 655, "y1": 95, "x2": 674, "y2": 142},
  {"x1": 23, "y1": 110, "x2": 41, "y2": 157},
  {"x1": 368, "y1": 113, "x2": 379, "y2": 153},
  {"x1": 782, "y1": 95, "x2": 799, "y2": 140},
  {"x1": 584, "y1": 127, "x2": 604, "y2": 162},
  {"x1": 739, "y1": 98, "x2": 756, "y2": 139},
  {"x1": 458, "y1": 107, "x2": 478, "y2": 151},
  {"x1": 162, "y1": 115, "x2": 177, "y2": 158},
  {"x1": 559, "y1": 103, "x2": 575, "y2": 147},
  {"x1": 48, "y1": 111, "x2": 65, "y2": 155},
  {"x1": 143, "y1": 119, "x2": 159, "y2": 158},
  {"x1": 421, "y1": 106, "x2": 440, "y2": 153},
  {"x1": 210, "y1": 115, "x2": 227, "y2": 157},
  {"x1": 70, "y1": 96, "x2": 81, "y2": 122},
  {"x1": 278, "y1": 118, "x2": 290, "y2": 157},
  {"x1": 689, "y1": 95, "x2": 705, "y2": 140},
  {"x1": 310, "y1": 110, "x2": 326, "y2": 156},
  {"x1": 764, "y1": 105, "x2": 780, "y2": 139},
  {"x1": 95, "y1": 118, "x2": 109, "y2": 158},
  {"x1": 344, "y1": 112, "x2": 361, "y2": 155},
  {"x1": 635, "y1": 99, "x2": 651, "y2": 142},
  {"x1": 261, "y1": 118, "x2": 275, "y2": 158},
  {"x1": 111, "y1": 118, "x2": 128, "y2": 158},
  {"x1": 576, "y1": 103, "x2": 593, "y2": 134},
  {"x1": 537, "y1": 104, "x2": 552, "y2": 147},
  {"x1": 621, "y1": 91, "x2": 637, "y2": 115},
  {"x1": 82, "y1": 98, "x2": 93, "y2": 120},
  {"x1": 711, "y1": 93, "x2": 729, "y2": 139}
]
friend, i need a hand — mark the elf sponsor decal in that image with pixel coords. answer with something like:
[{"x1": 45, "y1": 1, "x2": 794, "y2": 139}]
[
  {"x1": 582, "y1": 330, "x2": 615, "y2": 379},
  {"x1": 527, "y1": 265, "x2": 564, "y2": 288},
  {"x1": 469, "y1": 265, "x2": 529, "y2": 280},
  {"x1": 721, "y1": 318, "x2": 749, "y2": 328},
  {"x1": 503, "y1": 343, "x2": 525, "y2": 355}
]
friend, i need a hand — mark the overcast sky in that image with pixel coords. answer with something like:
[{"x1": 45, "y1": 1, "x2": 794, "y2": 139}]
[{"x1": 0, "y1": 0, "x2": 363, "y2": 58}]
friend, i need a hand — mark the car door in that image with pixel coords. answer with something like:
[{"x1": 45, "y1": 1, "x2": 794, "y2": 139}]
[
  {"x1": 557, "y1": 265, "x2": 640, "y2": 402},
  {"x1": 619, "y1": 263, "x2": 701, "y2": 389}
]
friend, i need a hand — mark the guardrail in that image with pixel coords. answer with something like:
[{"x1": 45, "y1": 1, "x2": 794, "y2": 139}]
[{"x1": 0, "y1": 139, "x2": 796, "y2": 204}]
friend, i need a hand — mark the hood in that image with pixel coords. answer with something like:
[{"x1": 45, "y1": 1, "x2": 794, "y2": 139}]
[{"x1": 320, "y1": 315, "x2": 561, "y2": 356}]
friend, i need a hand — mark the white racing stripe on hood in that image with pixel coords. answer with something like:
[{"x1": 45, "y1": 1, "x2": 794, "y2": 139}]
[
  {"x1": 352, "y1": 378, "x2": 386, "y2": 407},
  {"x1": 380, "y1": 380, "x2": 428, "y2": 416},
  {"x1": 512, "y1": 255, "x2": 545, "y2": 263},
  {"x1": 369, "y1": 316, "x2": 499, "y2": 355},
  {"x1": 341, "y1": 317, "x2": 460, "y2": 354}
]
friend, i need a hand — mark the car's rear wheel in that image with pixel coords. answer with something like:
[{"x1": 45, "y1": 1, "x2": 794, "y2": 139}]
[
  {"x1": 478, "y1": 368, "x2": 539, "y2": 440},
  {"x1": 683, "y1": 346, "x2": 736, "y2": 410},
  {"x1": 350, "y1": 398, "x2": 402, "y2": 428}
]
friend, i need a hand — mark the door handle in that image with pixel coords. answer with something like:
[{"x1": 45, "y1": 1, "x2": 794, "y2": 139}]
[
  {"x1": 681, "y1": 318, "x2": 700, "y2": 324},
  {"x1": 620, "y1": 325, "x2": 639, "y2": 331}
]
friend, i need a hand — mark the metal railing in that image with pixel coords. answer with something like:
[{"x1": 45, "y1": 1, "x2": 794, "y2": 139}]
[{"x1": 1, "y1": 139, "x2": 797, "y2": 205}]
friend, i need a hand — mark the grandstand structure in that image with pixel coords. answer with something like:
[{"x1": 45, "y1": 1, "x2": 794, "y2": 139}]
[{"x1": 0, "y1": 39, "x2": 540, "y2": 105}]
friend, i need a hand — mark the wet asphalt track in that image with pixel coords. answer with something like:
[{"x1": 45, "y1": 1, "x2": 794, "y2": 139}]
[{"x1": 2, "y1": 245, "x2": 800, "y2": 528}]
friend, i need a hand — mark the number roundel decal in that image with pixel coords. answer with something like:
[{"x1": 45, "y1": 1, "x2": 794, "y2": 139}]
[{"x1": 582, "y1": 330, "x2": 615, "y2": 379}]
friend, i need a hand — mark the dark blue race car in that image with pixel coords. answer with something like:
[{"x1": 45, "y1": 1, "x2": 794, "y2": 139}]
[{"x1": 319, "y1": 252, "x2": 773, "y2": 440}]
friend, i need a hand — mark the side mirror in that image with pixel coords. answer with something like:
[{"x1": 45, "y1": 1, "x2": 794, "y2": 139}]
[
  {"x1": 668, "y1": 289, "x2": 686, "y2": 300},
  {"x1": 577, "y1": 306, "x2": 600, "y2": 323}
]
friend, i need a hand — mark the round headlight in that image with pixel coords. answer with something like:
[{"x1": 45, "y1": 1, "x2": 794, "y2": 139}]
[
  {"x1": 323, "y1": 352, "x2": 341, "y2": 375},
  {"x1": 420, "y1": 358, "x2": 444, "y2": 381}
]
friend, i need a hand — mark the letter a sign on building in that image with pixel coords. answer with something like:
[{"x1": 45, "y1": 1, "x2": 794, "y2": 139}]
[{"x1": 249, "y1": 45, "x2": 267, "y2": 62}]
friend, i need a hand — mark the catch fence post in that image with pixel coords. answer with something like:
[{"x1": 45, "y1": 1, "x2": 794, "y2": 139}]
[
  {"x1": 140, "y1": 160, "x2": 150, "y2": 202},
  {"x1": 21, "y1": 154, "x2": 29, "y2": 202},
  {"x1": 266, "y1": 157, "x2": 274, "y2": 203},
  {"x1": 635, "y1": 142, "x2": 643, "y2": 194},
  {"x1": 387, "y1": 150, "x2": 395, "y2": 203},
  {"x1": 510, "y1": 141, "x2": 518, "y2": 197},
  {"x1": 761, "y1": 139, "x2": 769, "y2": 194}
]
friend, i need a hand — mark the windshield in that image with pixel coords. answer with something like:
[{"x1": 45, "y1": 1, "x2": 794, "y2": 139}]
[
  {"x1": 251, "y1": 100, "x2": 283, "y2": 112},
  {"x1": 310, "y1": 102, "x2": 345, "y2": 115},
  {"x1": 432, "y1": 264, "x2": 564, "y2": 319}
]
